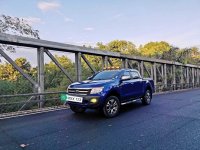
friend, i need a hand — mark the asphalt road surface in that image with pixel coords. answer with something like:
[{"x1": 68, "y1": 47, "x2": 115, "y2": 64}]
[{"x1": 1, "y1": 89, "x2": 200, "y2": 150}]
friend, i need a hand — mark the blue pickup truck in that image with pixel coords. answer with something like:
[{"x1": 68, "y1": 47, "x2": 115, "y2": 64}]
[{"x1": 63, "y1": 68, "x2": 155, "y2": 118}]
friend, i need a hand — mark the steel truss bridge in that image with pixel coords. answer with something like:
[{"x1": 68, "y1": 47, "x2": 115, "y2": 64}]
[{"x1": 0, "y1": 33, "x2": 199, "y2": 116}]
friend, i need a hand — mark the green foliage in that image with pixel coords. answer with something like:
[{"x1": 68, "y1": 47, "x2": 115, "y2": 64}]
[
  {"x1": 97, "y1": 40, "x2": 139, "y2": 55},
  {"x1": 0, "y1": 58, "x2": 31, "y2": 81},
  {"x1": 140, "y1": 41, "x2": 171, "y2": 59},
  {"x1": 44, "y1": 55, "x2": 74, "y2": 91},
  {"x1": 0, "y1": 80, "x2": 15, "y2": 95}
]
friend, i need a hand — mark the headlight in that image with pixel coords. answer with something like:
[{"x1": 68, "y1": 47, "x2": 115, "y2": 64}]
[{"x1": 90, "y1": 87, "x2": 104, "y2": 94}]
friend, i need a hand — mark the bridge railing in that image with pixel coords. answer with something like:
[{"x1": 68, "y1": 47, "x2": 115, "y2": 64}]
[{"x1": 0, "y1": 33, "x2": 200, "y2": 115}]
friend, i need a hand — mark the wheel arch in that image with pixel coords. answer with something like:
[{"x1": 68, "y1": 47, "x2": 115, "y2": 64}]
[{"x1": 105, "y1": 89, "x2": 121, "y2": 102}]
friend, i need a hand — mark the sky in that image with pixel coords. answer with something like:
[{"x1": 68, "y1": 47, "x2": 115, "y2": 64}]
[{"x1": 0, "y1": 0, "x2": 200, "y2": 65}]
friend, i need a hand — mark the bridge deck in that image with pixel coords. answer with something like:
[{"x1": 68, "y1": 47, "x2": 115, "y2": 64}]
[{"x1": 0, "y1": 89, "x2": 200, "y2": 150}]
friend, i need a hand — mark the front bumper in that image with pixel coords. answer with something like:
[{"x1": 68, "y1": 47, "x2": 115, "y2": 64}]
[{"x1": 66, "y1": 94, "x2": 101, "y2": 109}]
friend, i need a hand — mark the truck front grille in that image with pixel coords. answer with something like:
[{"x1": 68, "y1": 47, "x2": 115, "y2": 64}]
[{"x1": 68, "y1": 88, "x2": 91, "y2": 95}]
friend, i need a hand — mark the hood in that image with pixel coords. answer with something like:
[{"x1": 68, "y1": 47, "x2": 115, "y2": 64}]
[{"x1": 69, "y1": 79, "x2": 114, "y2": 88}]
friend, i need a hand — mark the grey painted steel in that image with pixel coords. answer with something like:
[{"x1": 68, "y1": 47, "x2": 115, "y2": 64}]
[
  {"x1": 122, "y1": 58, "x2": 128, "y2": 69},
  {"x1": 150, "y1": 64, "x2": 154, "y2": 79},
  {"x1": 0, "y1": 33, "x2": 199, "y2": 68},
  {"x1": 108, "y1": 58, "x2": 113, "y2": 66},
  {"x1": 164, "y1": 64, "x2": 167, "y2": 85},
  {"x1": 128, "y1": 61, "x2": 132, "y2": 69},
  {"x1": 81, "y1": 54, "x2": 97, "y2": 73},
  {"x1": 0, "y1": 33, "x2": 120, "y2": 57},
  {"x1": 156, "y1": 65, "x2": 163, "y2": 81},
  {"x1": 198, "y1": 69, "x2": 199, "y2": 84},
  {"x1": 45, "y1": 50, "x2": 73, "y2": 82},
  {"x1": 161, "y1": 64, "x2": 164, "y2": 80},
  {"x1": 186, "y1": 67, "x2": 189, "y2": 84},
  {"x1": 102, "y1": 56, "x2": 108, "y2": 68},
  {"x1": 75, "y1": 52, "x2": 82, "y2": 81},
  {"x1": 153, "y1": 63, "x2": 157, "y2": 86},
  {"x1": 137, "y1": 61, "x2": 141, "y2": 73},
  {"x1": 140, "y1": 61, "x2": 144, "y2": 77},
  {"x1": 192, "y1": 68, "x2": 195, "y2": 87},
  {"x1": 172, "y1": 65, "x2": 176, "y2": 85},
  {"x1": 143, "y1": 63, "x2": 151, "y2": 77},
  {"x1": 180, "y1": 66, "x2": 184, "y2": 85},
  {"x1": 0, "y1": 33, "x2": 200, "y2": 112},
  {"x1": 0, "y1": 48, "x2": 37, "y2": 87},
  {"x1": 0, "y1": 91, "x2": 66, "y2": 98},
  {"x1": 18, "y1": 96, "x2": 35, "y2": 111},
  {"x1": 37, "y1": 47, "x2": 45, "y2": 108}
]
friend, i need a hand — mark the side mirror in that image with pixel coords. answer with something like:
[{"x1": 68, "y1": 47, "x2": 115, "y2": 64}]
[
  {"x1": 133, "y1": 76, "x2": 140, "y2": 79},
  {"x1": 121, "y1": 75, "x2": 131, "y2": 81},
  {"x1": 87, "y1": 76, "x2": 92, "y2": 80}
]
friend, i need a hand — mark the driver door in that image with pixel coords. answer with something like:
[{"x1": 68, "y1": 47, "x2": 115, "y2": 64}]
[{"x1": 120, "y1": 71, "x2": 133, "y2": 102}]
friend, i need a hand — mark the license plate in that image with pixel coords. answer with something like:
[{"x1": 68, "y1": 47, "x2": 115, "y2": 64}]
[{"x1": 66, "y1": 95, "x2": 83, "y2": 103}]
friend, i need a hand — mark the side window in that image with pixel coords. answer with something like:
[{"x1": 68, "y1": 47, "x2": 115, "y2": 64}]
[
  {"x1": 123, "y1": 71, "x2": 130, "y2": 76},
  {"x1": 130, "y1": 71, "x2": 140, "y2": 79}
]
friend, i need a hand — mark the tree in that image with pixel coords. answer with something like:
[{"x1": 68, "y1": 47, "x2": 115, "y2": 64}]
[
  {"x1": 44, "y1": 55, "x2": 74, "y2": 91},
  {"x1": 139, "y1": 41, "x2": 171, "y2": 59},
  {"x1": 0, "y1": 14, "x2": 40, "y2": 53},
  {"x1": 0, "y1": 58, "x2": 31, "y2": 81},
  {"x1": 97, "y1": 40, "x2": 138, "y2": 55},
  {"x1": 95, "y1": 40, "x2": 139, "y2": 67}
]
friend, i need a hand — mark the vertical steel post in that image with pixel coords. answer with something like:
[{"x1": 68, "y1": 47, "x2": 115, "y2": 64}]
[
  {"x1": 102, "y1": 56, "x2": 108, "y2": 69},
  {"x1": 192, "y1": 68, "x2": 195, "y2": 87},
  {"x1": 137, "y1": 61, "x2": 141, "y2": 73},
  {"x1": 172, "y1": 65, "x2": 176, "y2": 90},
  {"x1": 37, "y1": 47, "x2": 45, "y2": 108},
  {"x1": 180, "y1": 66, "x2": 184, "y2": 88},
  {"x1": 150, "y1": 63, "x2": 154, "y2": 79},
  {"x1": 197, "y1": 68, "x2": 200, "y2": 86},
  {"x1": 194, "y1": 68, "x2": 196, "y2": 87},
  {"x1": 75, "y1": 52, "x2": 82, "y2": 81},
  {"x1": 153, "y1": 63, "x2": 157, "y2": 91},
  {"x1": 161, "y1": 64, "x2": 164, "y2": 79},
  {"x1": 186, "y1": 67, "x2": 189, "y2": 87},
  {"x1": 125, "y1": 59, "x2": 128, "y2": 69},
  {"x1": 140, "y1": 61, "x2": 144, "y2": 77},
  {"x1": 164, "y1": 64, "x2": 167, "y2": 86},
  {"x1": 122, "y1": 58, "x2": 128, "y2": 68}
]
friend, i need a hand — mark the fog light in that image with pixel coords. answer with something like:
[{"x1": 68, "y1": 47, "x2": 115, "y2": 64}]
[{"x1": 90, "y1": 98, "x2": 97, "y2": 103}]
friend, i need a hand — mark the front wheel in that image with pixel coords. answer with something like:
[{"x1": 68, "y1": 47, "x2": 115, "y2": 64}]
[
  {"x1": 103, "y1": 96, "x2": 120, "y2": 118},
  {"x1": 141, "y1": 89, "x2": 152, "y2": 105},
  {"x1": 70, "y1": 105, "x2": 86, "y2": 113}
]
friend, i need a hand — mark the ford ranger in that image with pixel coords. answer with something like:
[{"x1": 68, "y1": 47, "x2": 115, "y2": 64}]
[{"x1": 61, "y1": 68, "x2": 155, "y2": 118}]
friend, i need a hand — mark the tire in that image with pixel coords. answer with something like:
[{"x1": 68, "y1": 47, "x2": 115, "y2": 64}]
[
  {"x1": 141, "y1": 89, "x2": 152, "y2": 105},
  {"x1": 103, "y1": 96, "x2": 120, "y2": 118},
  {"x1": 70, "y1": 105, "x2": 86, "y2": 113}
]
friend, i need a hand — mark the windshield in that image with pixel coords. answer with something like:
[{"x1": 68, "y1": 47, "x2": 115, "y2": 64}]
[{"x1": 92, "y1": 70, "x2": 120, "y2": 80}]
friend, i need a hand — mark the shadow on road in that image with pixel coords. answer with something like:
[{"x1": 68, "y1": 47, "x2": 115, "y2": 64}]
[{"x1": 70, "y1": 101, "x2": 145, "y2": 120}]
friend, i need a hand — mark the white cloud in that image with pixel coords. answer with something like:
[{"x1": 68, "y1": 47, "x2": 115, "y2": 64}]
[
  {"x1": 64, "y1": 17, "x2": 73, "y2": 22},
  {"x1": 38, "y1": 1, "x2": 60, "y2": 11},
  {"x1": 56, "y1": 11, "x2": 74, "y2": 23},
  {"x1": 84, "y1": 27, "x2": 94, "y2": 31},
  {"x1": 22, "y1": 17, "x2": 44, "y2": 25},
  {"x1": 113, "y1": 14, "x2": 123, "y2": 19}
]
